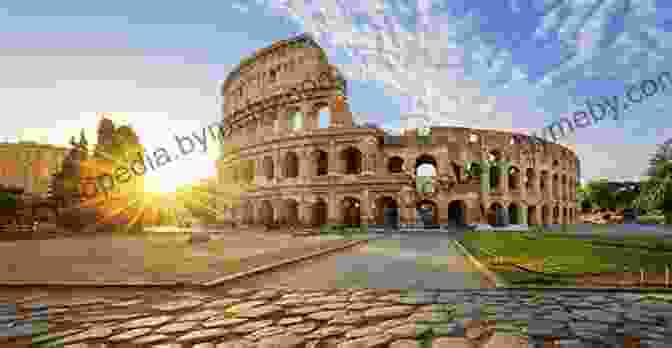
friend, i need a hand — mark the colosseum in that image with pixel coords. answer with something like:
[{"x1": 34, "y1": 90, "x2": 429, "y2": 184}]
[{"x1": 215, "y1": 33, "x2": 578, "y2": 230}]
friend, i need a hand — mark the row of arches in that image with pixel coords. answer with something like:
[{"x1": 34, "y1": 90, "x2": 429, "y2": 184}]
[
  {"x1": 226, "y1": 150, "x2": 576, "y2": 201},
  {"x1": 228, "y1": 101, "x2": 334, "y2": 143},
  {"x1": 229, "y1": 196, "x2": 576, "y2": 228}
]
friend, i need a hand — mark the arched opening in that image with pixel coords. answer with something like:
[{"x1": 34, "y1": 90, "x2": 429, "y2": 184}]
[
  {"x1": 569, "y1": 208, "x2": 574, "y2": 224},
  {"x1": 552, "y1": 174, "x2": 559, "y2": 198},
  {"x1": 563, "y1": 207, "x2": 568, "y2": 224},
  {"x1": 528, "y1": 205, "x2": 537, "y2": 225},
  {"x1": 553, "y1": 206, "x2": 560, "y2": 224},
  {"x1": 525, "y1": 168, "x2": 535, "y2": 192},
  {"x1": 263, "y1": 156, "x2": 274, "y2": 180},
  {"x1": 561, "y1": 175, "x2": 567, "y2": 199},
  {"x1": 311, "y1": 199, "x2": 328, "y2": 227},
  {"x1": 451, "y1": 162, "x2": 462, "y2": 182},
  {"x1": 447, "y1": 200, "x2": 466, "y2": 226},
  {"x1": 508, "y1": 166, "x2": 520, "y2": 190},
  {"x1": 540, "y1": 171, "x2": 548, "y2": 192},
  {"x1": 375, "y1": 196, "x2": 399, "y2": 229},
  {"x1": 415, "y1": 155, "x2": 437, "y2": 193},
  {"x1": 287, "y1": 108, "x2": 303, "y2": 131},
  {"x1": 488, "y1": 203, "x2": 506, "y2": 226},
  {"x1": 508, "y1": 203, "x2": 519, "y2": 225},
  {"x1": 243, "y1": 201, "x2": 254, "y2": 224},
  {"x1": 283, "y1": 152, "x2": 299, "y2": 178},
  {"x1": 314, "y1": 150, "x2": 328, "y2": 176},
  {"x1": 232, "y1": 164, "x2": 240, "y2": 184},
  {"x1": 342, "y1": 197, "x2": 361, "y2": 226},
  {"x1": 542, "y1": 205, "x2": 551, "y2": 225},
  {"x1": 388, "y1": 156, "x2": 404, "y2": 173},
  {"x1": 259, "y1": 200, "x2": 273, "y2": 225},
  {"x1": 416, "y1": 200, "x2": 438, "y2": 227},
  {"x1": 285, "y1": 199, "x2": 299, "y2": 225},
  {"x1": 241, "y1": 159, "x2": 255, "y2": 184},
  {"x1": 466, "y1": 162, "x2": 482, "y2": 182},
  {"x1": 318, "y1": 105, "x2": 330, "y2": 128},
  {"x1": 341, "y1": 147, "x2": 362, "y2": 175}
]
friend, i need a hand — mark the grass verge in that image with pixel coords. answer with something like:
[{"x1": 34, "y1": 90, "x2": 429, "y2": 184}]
[{"x1": 460, "y1": 230, "x2": 672, "y2": 286}]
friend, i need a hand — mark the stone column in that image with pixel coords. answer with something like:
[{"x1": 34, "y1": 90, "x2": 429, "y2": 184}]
[
  {"x1": 462, "y1": 201, "x2": 472, "y2": 225},
  {"x1": 298, "y1": 151, "x2": 311, "y2": 185},
  {"x1": 328, "y1": 142, "x2": 339, "y2": 175},
  {"x1": 499, "y1": 161, "x2": 509, "y2": 194},
  {"x1": 400, "y1": 205, "x2": 414, "y2": 226},
  {"x1": 480, "y1": 161, "x2": 490, "y2": 194},
  {"x1": 254, "y1": 158, "x2": 263, "y2": 187},
  {"x1": 327, "y1": 191, "x2": 339, "y2": 226},
  {"x1": 437, "y1": 198, "x2": 449, "y2": 226},
  {"x1": 360, "y1": 190, "x2": 372, "y2": 226},
  {"x1": 299, "y1": 200, "x2": 311, "y2": 227},
  {"x1": 273, "y1": 199, "x2": 285, "y2": 224},
  {"x1": 273, "y1": 112, "x2": 282, "y2": 135},
  {"x1": 274, "y1": 150, "x2": 282, "y2": 183}
]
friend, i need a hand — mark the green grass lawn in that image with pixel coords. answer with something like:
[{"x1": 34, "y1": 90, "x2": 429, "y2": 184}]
[{"x1": 461, "y1": 231, "x2": 672, "y2": 285}]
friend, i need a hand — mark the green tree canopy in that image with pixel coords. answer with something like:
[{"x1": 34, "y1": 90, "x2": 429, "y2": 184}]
[{"x1": 0, "y1": 191, "x2": 18, "y2": 212}]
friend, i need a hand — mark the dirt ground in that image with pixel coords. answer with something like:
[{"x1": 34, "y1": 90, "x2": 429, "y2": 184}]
[{"x1": 0, "y1": 227, "x2": 351, "y2": 284}]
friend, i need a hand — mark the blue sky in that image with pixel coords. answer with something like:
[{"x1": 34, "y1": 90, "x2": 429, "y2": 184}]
[{"x1": 1, "y1": 0, "x2": 672, "y2": 186}]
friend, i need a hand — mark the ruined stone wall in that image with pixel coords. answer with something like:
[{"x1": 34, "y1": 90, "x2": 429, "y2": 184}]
[{"x1": 215, "y1": 35, "x2": 578, "y2": 228}]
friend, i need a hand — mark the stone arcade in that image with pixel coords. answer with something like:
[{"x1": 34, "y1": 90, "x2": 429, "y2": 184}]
[{"x1": 215, "y1": 34, "x2": 578, "y2": 229}]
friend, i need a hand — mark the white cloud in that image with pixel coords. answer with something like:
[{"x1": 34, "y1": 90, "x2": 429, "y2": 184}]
[{"x1": 266, "y1": 0, "x2": 670, "y2": 183}]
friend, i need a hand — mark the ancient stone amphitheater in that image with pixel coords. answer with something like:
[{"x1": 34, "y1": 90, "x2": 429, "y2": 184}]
[{"x1": 216, "y1": 34, "x2": 578, "y2": 229}]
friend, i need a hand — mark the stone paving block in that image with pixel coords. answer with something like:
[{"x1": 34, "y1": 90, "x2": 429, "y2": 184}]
[
  {"x1": 430, "y1": 336, "x2": 471, "y2": 348},
  {"x1": 337, "y1": 333, "x2": 393, "y2": 348},
  {"x1": 119, "y1": 315, "x2": 174, "y2": 329},
  {"x1": 364, "y1": 306, "x2": 414, "y2": 319},
  {"x1": 131, "y1": 334, "x2": 172, "y2": 345},
  {"x1": 237, "y1": 304, "x2": 284, "y2": 318},
  {"x1": 193, "y1": 343, "x2": 216, "y2": 348},
  {"x1": 389, "y1": 339, "x2": 421, "y2": 348},
  {"x1": 155, "y1": 321, "x2": 200, "y2": 334},
  {"x1": 216, "y1": 339, "x2": 254, "y2": 348},
  {"x1": 231, "y1": 319, "x2": 275, "y2": 334},
  {"x1": 152, "y1": 299, "x2": 203, "y2": 312},
  {"x1": 257, "y1": 333, "x2": 305, "y2": 348},
  {"x1": 176, "y1": 328, "x2": 229, "y2": 343},
  {"x1": 108, "y1": 327, "x2": 153, "y2": 341},
  {"x1": 203, "y1": 317, "x2": 249, "y2": 328},
  {"x1": 482, "y1": 333, "x2": 528, "y2": 348}
]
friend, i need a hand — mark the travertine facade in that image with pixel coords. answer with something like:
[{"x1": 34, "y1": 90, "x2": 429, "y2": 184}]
[
  {"x1": 216, "y1": 34, "x2": 578, "y2": 228},
  {"x1": 0, "y1": 141, "x2": 68, "y2": 196}
]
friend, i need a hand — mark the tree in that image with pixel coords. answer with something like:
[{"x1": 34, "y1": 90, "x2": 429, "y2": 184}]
[
  {"x1": 586, "y1": 179, "x2": 617, "y2": 210},
  {"x1": 0, "y1": 191, "x2": 18, "y2": 222},
  {"x1": 646, "y1": 140, "x2": 672, "y2": 177},
  {"x1": 576, "y1": 184, "x2": 593, "y2": 212},
  {"x1": 635, "y1": 159, "x2": 672, "y2": 224}
]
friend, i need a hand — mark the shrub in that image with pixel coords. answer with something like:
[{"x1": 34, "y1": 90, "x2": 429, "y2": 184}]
[{"x1": 637, "y1": 215, "x2": 665, "y2": 225}]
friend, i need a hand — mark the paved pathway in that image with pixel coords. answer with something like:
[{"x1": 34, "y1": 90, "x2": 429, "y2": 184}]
[
  {"x1": 226, "y1": 232, "x2": 491, "y2": 290},
  {"x1": 1, "y1": 287, "x2": 671, "y2": 347}
]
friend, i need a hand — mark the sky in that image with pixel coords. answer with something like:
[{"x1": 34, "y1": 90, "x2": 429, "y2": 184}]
[{"x1": 1, "y1": 0, "x2": 672, "y2": 190}]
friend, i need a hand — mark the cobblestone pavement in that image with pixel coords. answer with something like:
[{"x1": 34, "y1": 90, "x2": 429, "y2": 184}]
[{"x1": 0, "y1": 287, "x2": 671, "y2": 347}]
